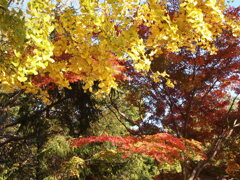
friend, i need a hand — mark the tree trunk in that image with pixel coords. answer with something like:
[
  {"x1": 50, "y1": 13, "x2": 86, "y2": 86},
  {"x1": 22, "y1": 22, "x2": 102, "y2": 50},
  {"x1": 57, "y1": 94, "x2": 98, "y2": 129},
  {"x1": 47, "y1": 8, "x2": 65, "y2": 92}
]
[
  {"x1": 188, "y1": 128, "x2": 235, "y2": 180},
  {"x1": 188, "y1": 163, "x2": 205, "y2": 180}
]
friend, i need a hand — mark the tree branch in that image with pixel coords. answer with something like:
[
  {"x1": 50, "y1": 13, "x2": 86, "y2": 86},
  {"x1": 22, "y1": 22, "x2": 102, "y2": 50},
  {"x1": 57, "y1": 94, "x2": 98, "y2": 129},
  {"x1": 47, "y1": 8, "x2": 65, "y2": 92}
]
[
  {"x1": 106, "y1": 105, "x2": 139, "y2": 136},
  {"x1": 0, "y1": 135, "x2": 32, "y2": 147},
  {"x1": 2, "y1": 96, "x2": 69, "y2": 129}
]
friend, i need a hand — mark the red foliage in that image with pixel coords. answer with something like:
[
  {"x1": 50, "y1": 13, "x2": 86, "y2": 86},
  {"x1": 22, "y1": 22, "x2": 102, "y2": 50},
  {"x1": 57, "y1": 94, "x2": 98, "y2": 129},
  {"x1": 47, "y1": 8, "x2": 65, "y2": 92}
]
[
  {"x1": 129, "y1": 35, "x2": 240, "y2": 141},
  {"x1": 70, "y1": 133, "x2": 187, "y2": 163},
  {"x1": 107, "y1": 56, "x2": 128, "y2": 81},
  {"x1": 64, "y1": 72, "x2": 84, "y2": 83},
  {"x1": 32, "y1": 74, "x2": 56, "y2": 89},
  {"x1": 122, "y1": 8, "x2": 240, "y2": 175},
  {"x1": 138, "y1": 24, "x2": 151, "y2": 39},
  {"x1": 52, "y1": 52, "x2": 73, "y2": 62}
]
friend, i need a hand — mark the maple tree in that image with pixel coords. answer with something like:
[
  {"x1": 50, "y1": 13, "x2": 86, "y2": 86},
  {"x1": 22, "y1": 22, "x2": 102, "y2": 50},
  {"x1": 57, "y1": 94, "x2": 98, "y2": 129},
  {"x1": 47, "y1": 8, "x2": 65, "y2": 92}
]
[{"x1": 109, "y1": 9, "x2": 240, "y2": 179}]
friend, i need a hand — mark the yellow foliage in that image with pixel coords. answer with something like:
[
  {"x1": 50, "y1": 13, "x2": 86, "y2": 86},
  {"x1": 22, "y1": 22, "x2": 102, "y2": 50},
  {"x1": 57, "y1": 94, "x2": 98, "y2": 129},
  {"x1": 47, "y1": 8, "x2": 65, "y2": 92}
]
[{"x1": 0, "y1": 0, "x2": 239, "y2": 100}]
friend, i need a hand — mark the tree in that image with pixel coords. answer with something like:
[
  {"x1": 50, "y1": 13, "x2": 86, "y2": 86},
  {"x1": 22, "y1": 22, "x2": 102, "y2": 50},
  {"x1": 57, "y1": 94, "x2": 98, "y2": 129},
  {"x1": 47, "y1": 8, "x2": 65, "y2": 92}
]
[
  {"x1": 71, "y1": 3, "x2": 240, "y2": 180},
  {"x1": 0, "y1": 85, "x2": 162, "y2": 179},
  {"x1": 143, "y1": 19, "x2": 240, "y2": 179}
]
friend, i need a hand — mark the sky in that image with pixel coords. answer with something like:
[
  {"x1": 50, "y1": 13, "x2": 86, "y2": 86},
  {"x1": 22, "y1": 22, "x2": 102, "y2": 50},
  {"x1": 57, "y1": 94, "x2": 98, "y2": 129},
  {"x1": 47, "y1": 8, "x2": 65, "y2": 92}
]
[
  {"x1": 16, "y1": 0, "x2": 240, "y2": 11},
  {"x1": 228, "y1": 0, "x2": 240, "y2": 7}
]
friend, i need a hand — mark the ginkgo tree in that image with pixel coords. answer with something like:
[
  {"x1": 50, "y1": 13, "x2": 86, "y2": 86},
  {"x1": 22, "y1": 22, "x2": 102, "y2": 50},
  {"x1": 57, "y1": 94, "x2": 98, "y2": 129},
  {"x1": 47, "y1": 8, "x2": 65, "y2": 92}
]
[{"x1": 1, "y1": 0, "x2": 239, "y2": 101}]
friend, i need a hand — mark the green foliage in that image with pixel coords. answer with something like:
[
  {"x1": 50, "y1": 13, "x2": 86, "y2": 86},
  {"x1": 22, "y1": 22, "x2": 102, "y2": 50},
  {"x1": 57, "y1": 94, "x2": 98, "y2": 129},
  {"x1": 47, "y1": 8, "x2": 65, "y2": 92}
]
[
  {"x1": 158, "y1": 161, "x2": 182, "y2": 174},
  {"x1": 41, "y1": 135, "x2": 71, "y2": 158},
  {"x1": 0, "y1": 84, "x2": 161, "y2": 179},
  {"x1": 0, "y1": 0, "x2": 26, "y2": 50}
]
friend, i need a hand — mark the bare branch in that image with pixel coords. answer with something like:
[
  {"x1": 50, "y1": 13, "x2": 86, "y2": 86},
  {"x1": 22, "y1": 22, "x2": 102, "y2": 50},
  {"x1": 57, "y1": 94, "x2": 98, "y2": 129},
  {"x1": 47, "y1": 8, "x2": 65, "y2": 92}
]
[
  {"x1": 106, "y1": 105, "x2": 139, "y2": 136},
  {"x1": 2, "y1": 96, "x2": 69, "y2": 129},
  {"x1": 0, "y1": 135, "x2": 31, "y2": 147}
]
